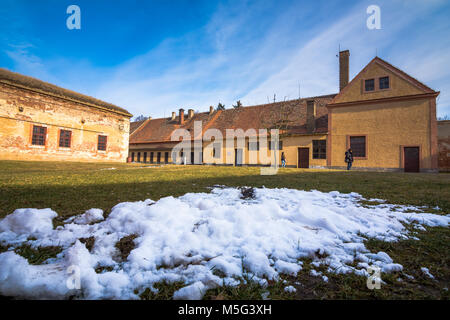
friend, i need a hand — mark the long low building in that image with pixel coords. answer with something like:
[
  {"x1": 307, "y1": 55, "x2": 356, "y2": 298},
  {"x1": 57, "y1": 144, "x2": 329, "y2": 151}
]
[
  {"x1": 0, "y1": 69, "x2": 132, "y2": 162},
  {"x1": 130, "y1": 50, "x2": 441, "y2": 173}
]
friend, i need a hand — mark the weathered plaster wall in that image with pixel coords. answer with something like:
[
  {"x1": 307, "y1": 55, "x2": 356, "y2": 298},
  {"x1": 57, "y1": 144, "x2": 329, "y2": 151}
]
[{"x1": 0, "y1": 83, "x2": 130, "y2": 162}]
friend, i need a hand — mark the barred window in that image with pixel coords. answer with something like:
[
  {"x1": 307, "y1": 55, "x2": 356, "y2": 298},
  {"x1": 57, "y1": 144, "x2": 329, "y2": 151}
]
[
  {"x1": 32, "y1": 125, "x2": 46, "y2": 146},
  {"x1": 379, "y1": 76, "x2": 390, "y2": 89},
  {"x1": 59, "y1": 130, "x2": 72, "y2": 148},
  {"x1": 365, "y1": 79, "x2": 375, "y2": 92},
  {"x1": 312, "y1": 140, "x2": 326, "y2": 159},
  {"x1": 350, "y1": 136, "x2": 366, "y2": 157},
  {"x1": 98, "y1": 135, "x2": 107, "y2": 151}
]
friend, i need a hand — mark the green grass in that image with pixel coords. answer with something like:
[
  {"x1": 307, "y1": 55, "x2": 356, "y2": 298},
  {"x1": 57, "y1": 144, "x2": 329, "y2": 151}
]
[{"x1": 0, "y1": 160, "x2": 449, "y2": 299}]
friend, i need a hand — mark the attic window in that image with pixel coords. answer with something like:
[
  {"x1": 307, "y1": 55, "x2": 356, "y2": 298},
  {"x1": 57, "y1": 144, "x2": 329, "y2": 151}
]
[
  {"x1": 364, "y1": 79, "x2": 375, "y2": 92},
  {"x1": 379, "y1": 76, "x2": 390, "y2": 89}
]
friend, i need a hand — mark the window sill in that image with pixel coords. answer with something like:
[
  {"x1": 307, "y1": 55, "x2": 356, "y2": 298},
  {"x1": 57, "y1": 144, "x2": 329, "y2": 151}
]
[{"x1": 29, "y1": 145, "x2": 45, "y2": 149}]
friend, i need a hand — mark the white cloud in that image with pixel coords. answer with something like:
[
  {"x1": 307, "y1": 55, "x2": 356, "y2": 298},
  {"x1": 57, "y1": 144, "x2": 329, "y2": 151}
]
[{"x1": 3, "y1": 0, "x2": 450, "y2": 118}]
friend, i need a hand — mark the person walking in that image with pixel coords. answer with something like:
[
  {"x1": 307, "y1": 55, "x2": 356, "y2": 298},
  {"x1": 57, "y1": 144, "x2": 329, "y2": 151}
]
[
  {"x1": 281, "y1": 152, "x2": 286, "y2": 168},
  {"x1": 345, "y1": 148, "x2": 353, "y2": 170}
]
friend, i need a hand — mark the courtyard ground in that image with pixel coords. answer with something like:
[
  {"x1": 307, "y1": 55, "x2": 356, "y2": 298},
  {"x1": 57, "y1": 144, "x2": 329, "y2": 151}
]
[{"x1": 0, "y1": 160, "x2": 449, "y2": 299}]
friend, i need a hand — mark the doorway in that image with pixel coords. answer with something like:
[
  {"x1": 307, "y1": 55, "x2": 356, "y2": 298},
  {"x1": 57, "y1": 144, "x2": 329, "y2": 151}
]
[
  {"x1": 404, "y1": 147, "x2": 419, "y2": 172},
  {"x1": 298, "y1": 148, "x2": 309, "y2": 168},
  {"x1": 235, "y1": 149, "x2": 243, "y2": 166}
]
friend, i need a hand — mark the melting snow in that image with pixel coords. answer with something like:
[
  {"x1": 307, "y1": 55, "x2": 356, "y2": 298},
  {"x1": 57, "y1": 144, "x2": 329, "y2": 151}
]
[{"x1": 0, "y1": 187, "x2": 448, "y2": 300}]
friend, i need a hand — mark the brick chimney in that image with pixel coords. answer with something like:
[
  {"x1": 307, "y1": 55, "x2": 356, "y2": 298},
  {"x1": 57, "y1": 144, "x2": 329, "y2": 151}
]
[
  {"x1": 179, "y1": 108, "x2": 184, "y2": 125},
  {"x1": 306, "y1": 100, "x2": 316, "y2": 132},
  {"x1": 339, "y1": 50, "x2": 350, "y2": 91},
  {"x1": 188, "y1": 109, "x2": 194, "y2": 119},
  {"x1": 171, "y1": 112, "x2": 176, "y2": 121},
  {"x1": 209, "y1": 106, "x2": 214, "y2": 115}
]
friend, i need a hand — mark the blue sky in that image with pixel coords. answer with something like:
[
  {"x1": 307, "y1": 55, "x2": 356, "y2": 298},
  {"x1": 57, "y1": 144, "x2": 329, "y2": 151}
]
[{"x1": 1, "y1": 0, "x2": 449, "y2": 120}]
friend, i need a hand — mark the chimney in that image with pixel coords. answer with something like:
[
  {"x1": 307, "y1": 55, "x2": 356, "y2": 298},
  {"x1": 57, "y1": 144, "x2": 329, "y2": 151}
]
[
  {"x1": 306, "y1": 100, "x2": 316, "y2": 132},
  {"x1": 179, "y1": 108, "x2": 184, "y2": 124},
  {"x1": 188, "y1": 109, "x2": 194, "y2": 119},
  {"x1": 171, "y1": 112, "x2": 176, "y2": 121},
  {"x1": 339, "y1": 50, "x2": 350, "y2": 91},
  {"x1": 209, "y1": 106, "x2": 214, "y2": 115}
]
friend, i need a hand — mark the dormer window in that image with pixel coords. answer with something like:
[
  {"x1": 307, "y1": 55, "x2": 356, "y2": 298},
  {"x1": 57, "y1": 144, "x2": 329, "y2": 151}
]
[
  {"x1": 364, "y1": 79, "x2": 375, "y2": 92},
  {"x1": 379, "y1": 76, "x2": 390, "y2": 89}
]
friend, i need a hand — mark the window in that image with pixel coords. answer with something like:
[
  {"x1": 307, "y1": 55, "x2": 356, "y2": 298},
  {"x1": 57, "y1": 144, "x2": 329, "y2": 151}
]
[
  {"x1": 32, "y1": 125, "x2": 46, "y2": 146},
  {"x1": 350, "y1": 136, "x2": 366, "y2": 158},
  {"x1": 137, "y1": 152, "x2": 141, "y2": 162},
  {"x1": 379, "y1": 76, "x2": 389, "y2": 89},
  {"x1": 269, "y1": 140, "x2": 283, "y2": 150},
  {"x1": 364, "y1": 79, "x2": 375, "y2": 92},
  {"x1": 248, "y1": 141, "x2": 259, "y2": 151},
  {"x1": 150, "y1": 152, "x2": 154, "y2": 163},
  {"x1": 213, "y1": 143, "x2": 221, "y2": 158},
  {"x1": 131, "y1": 152, "x2": 135, "y2": 162},
  {"x1": 59, "y1": 130, "x2": 72, "y2": 148},
  {"x1": 98, "y1": 135, "x2": 107, "y2": 151},
  {"x1": 143, "y1": 152, "x2": 147, "y2": 163},
  {"x1": 312, "y1": 140, "x2": 326, "y2": 159},
  {"x1": 165, "y1": 152, "x2": 169, "y2": 163}
]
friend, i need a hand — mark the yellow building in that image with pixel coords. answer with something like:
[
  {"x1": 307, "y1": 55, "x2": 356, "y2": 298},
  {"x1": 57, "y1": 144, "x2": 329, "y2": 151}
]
[
  {"x1": 129, "y1": 50, "x2": 440, "y2": 172},
  {"x1": 438, "y1": 120, "x2": 450, "y2": 172},
  {"x1": 0, "y1": 68, "x2": 132, "y2": 162}
]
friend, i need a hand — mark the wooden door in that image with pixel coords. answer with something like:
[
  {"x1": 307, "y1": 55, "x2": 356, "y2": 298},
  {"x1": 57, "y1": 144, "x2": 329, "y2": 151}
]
[
  {"x1": 298, "y1": 148, "x2": 309, "y2": 168},
  {"x1": 404, "y1": 147, "x2": 419, "y2": 172}
]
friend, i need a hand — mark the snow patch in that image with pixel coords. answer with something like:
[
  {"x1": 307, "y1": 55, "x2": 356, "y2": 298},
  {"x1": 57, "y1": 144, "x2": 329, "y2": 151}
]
[{"x1": 0, "y1": 187, "x2": 448, "y2": 300}]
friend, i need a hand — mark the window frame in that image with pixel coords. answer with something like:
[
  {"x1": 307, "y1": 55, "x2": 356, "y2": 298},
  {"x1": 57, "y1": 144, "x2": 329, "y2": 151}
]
[
  {"x1": 347, "y1": 135, "x2": 368, "y2": 160},
  {"x1": 97, "y1": 135, "x2": 108, "y2": 151},
  {"x1": 364, "y1": 79, "x2": 375, "y2": 92},
  {"x1": 379, "y1": 76, "x2": 390, "y2": 90},
  {"x1": 31, "y1": 125, "x2": 47, "y2": 146},
  {"x1": 363, "y1": 75, "x2": 391, "y2": 93},
  {"x1": 312, "y1": 140, "x2": 327, "y2": 159},
  {"x1": 58, "y1": 129, "x2": 72, "y2": 148},
  {"x1": 269, "y1": 140, "x2": 283, "y2": 151}
]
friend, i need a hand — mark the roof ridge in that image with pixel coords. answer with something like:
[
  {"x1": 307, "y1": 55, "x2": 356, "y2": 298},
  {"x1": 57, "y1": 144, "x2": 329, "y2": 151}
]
[
  {"x1": 0, "y1": 68, "x2": 132, "y2": 116},
  {"x1": 373, "y1": 57, "x2": 435, "y2": 93}
]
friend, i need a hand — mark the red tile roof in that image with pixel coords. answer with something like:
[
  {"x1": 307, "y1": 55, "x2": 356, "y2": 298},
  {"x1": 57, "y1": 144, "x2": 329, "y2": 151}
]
[{"x1": 130, "y1": 94, "x2": 336, "y2": 144}]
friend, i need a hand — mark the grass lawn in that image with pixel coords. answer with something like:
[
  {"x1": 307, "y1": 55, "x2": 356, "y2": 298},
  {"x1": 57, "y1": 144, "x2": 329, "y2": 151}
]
[{"x1": 0, "y1": 160, "x2": 449, "y2": 299}]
